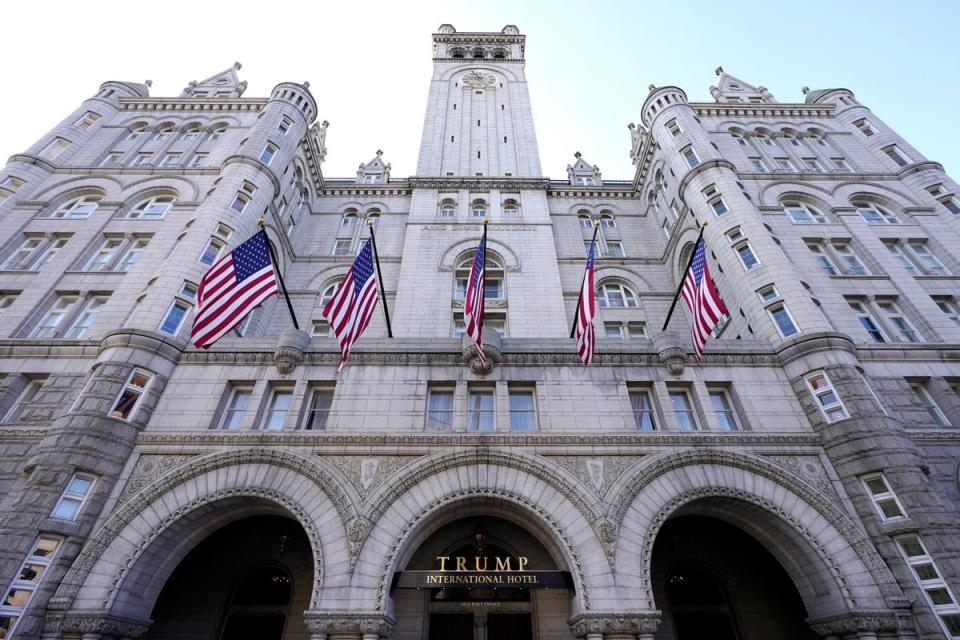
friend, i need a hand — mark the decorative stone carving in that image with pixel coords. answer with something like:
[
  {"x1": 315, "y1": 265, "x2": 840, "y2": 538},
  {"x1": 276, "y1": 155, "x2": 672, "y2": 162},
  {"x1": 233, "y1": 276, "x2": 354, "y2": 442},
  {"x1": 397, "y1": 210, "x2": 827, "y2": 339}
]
[
  {"x1": 303, "y1": 611, "x2": 396, "y2": 637},
  {"x1": 547, "y1": 455, "x2": 639, "y2": 498},
  {"x1": 763, "y1": 454, "x2": 841, "y2": 502},
  {"x1": 326, "y1": 455, "x2": 422, "y2": 500},
  {"x1": 460, "y1": 71, "x2": 497, "y2": 89},
  {"x1": 117, "y1": 454, "x2": 195, "y2": 503},
  {"x1": 462, "y1": 330, "x2": 502, "y2": 374},
  {"x1": 53, "y1": 611, "x2": 152, "y2": 638},
  {"x1": 653, "y1": 331, "x2": 687, "y2": 375},
  {"x1": 568, "y1": 612, "x2": 661, "y2": 637},
  {"x1": 807, "y1": 610, "x2": 915, "y2": 636},
  {"x1": 273, "y1": 328, "x2": 310, "y2": 374}
]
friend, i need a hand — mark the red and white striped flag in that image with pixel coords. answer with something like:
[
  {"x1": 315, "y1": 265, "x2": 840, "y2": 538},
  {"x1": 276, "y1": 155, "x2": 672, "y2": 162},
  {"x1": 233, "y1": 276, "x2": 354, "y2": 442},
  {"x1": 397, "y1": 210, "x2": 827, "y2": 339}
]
[
  {"x1": 191, "y1": 230, "x2": 278, "y2": 349},
  {"x1": 681, "y1": 234, "x2": 728, "y2": 360},
  {"x1": 463, "y1": 230, "x2": 487, "y2": 368},
  {"x1": 322, "y1": 239, "x2": 379, "y2": 371},
  {"x1": 575, "y1": 237, "x2": 597, "y2": 366}
]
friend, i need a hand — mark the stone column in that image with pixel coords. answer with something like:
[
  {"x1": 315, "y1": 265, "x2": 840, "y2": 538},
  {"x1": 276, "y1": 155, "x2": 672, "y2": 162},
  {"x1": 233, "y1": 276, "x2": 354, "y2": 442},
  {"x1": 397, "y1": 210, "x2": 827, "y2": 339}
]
[{"x1": 568, "y1": 612, "x2": 660, "y2": 640}]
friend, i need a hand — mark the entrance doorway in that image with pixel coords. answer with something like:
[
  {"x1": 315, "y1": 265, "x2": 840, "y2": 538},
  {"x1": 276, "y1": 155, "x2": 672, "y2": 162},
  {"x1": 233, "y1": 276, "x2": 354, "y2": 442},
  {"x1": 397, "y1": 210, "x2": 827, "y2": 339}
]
[
  {"x1": 144, "y1": 515, "x2": 313, "y2": 640},
  {"x1": 391, "y1": 516, "x2": 573, "y2": 640}
]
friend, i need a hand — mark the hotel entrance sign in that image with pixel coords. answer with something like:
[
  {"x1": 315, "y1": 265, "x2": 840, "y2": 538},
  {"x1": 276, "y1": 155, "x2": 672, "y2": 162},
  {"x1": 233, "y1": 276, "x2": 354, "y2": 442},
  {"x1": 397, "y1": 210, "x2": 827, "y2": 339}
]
[{"x1": 395, "y1": 555, "x2": 574, "y2": 590}]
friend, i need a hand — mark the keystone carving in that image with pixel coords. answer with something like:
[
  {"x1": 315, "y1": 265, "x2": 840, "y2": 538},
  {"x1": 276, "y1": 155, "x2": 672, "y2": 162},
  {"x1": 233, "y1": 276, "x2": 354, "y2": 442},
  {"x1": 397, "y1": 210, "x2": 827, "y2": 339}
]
[
  {"x1": 273, "y1": 328, "x2": 310, "y2": 374},
  {"x1": 653, "y1": 331, "x2": 686, "y2": 375}
]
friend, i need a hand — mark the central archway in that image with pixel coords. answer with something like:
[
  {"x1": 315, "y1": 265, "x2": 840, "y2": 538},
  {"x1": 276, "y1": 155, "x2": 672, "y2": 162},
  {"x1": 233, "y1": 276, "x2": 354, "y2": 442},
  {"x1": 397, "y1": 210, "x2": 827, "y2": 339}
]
[{"x1": 390, "y1": 515, "x2": 575, "y2": 640}]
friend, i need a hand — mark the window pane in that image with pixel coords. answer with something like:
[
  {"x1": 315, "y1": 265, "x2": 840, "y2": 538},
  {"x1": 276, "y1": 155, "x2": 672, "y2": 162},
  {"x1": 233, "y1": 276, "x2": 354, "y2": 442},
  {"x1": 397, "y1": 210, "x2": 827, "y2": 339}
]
[
  {"x1": 509, "y1": 391, "x2": 535, "y2": 431},
  {"x1": 67, "y1": 476, "x2": 92, "y2": 495},
  {"x1": 304, "y1": 389, "x2": 333, "y2": 431},
  {"x1": 222, "y1": 389, "x2": 251, "y2": 429},
  {"x1": 110, "y1": 389, "x2": 140, "y2": 419},
  {"x1": 426, "y1": 390, "x2": 454, "y2": 431},
  {"x1": 51, "y1": 497, "x2": 80, "y2": 520},
  {"x1": 630, "y1": 391, "x2": 656, "y2": 431},
  {"x1": 264, "y1": 390, "x2": 292, "y2": 430},
  {"x1": 468, "y1": 391, "x2": 494, "y2": 431}
]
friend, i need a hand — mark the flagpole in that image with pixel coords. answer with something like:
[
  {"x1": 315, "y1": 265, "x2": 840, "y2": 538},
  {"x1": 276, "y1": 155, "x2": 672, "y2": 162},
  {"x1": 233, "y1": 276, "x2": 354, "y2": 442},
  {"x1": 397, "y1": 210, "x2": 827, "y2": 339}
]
[
  {"x1": 258, "y1": 219, "x2": 300, "y2": 331},
  {"x1": 479, "y1": 217, "x2": 488, "y2": 332},
  {"x1": 570, "y1": 220, "x2": 600, "y2": 338},
  {"x1": 367, "y1": 219, "x2": 393, "y2": 338},
  {"x1": 661, "y1": 221, "x2": 705, "y2": 332}
]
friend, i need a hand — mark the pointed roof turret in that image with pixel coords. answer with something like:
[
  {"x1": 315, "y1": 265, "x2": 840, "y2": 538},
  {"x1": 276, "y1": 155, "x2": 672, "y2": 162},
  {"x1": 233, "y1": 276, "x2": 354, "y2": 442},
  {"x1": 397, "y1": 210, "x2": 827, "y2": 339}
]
[
  {"x1": 709, "y1": 66, "x2": 776, "y2": 104},
  {"x1": 181, "y1": 62, "x2": 247, "y2": 98},
  {"x1": 356, "y1": 149, "x2": 391, "y2": 184},
  {"x1": 566, "y1": 151, "x2": 602, "y2": 186}
]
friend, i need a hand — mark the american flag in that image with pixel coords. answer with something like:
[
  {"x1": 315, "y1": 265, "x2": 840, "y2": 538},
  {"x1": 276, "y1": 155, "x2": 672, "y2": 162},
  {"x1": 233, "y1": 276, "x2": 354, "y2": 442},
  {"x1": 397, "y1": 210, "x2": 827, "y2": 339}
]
[
  {"x1": 191, "y1": 230, "x2": 278, "y2": 349},
  {"x1": 463, "y1": 231, "x2": 487, "y2": 368},
  {"x1": 322, "y1": 239, "x2": 379, "y2": 371},
  {"x1": 681, "y1": 234, "x2": 728, "y2": 360},
  {"x1": 575, "y1": 238, "x2": 597, "y2": 366}
]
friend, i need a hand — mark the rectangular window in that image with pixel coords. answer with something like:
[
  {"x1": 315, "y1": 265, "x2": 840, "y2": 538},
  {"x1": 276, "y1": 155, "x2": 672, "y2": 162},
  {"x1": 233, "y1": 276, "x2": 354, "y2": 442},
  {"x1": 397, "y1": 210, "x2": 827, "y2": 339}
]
[
  {"x1": 426, "y1": 387, "x2": 454, "y2": 431},
  {"x1": 467, "y1": 388, "x2": 495, "y2": 432},
  {"x1": 669, "y1": 390, "x2": 698, "y2": 431},
  {"x1": 158, "y1": 299, "x2": 190, "y2": 335},
  {"x1": 605, "y1": 322, "x2": 624, "y2": 338},
  {"x1": 99, "y1": 152, "x2": 123, "y2": 167},
  {"x1": 230, "y1": 191, "x2": 250, "y2": 214},
  {"x1": 885, "y1": 242, "x2": 919, "y2": 276},
  {"x1": 199, "y1": 237, "x2": 225, "y2": 266},
  {"x1": 30, "y1": 238, "x2": 68, "y2": 270},
  {"x1": 606, "y1": 241, "x2": 625, "y2": 258},
  {"x1": 132, "y1": 152, "x2": 152, "y2": 166},
  {"x1": 665, "y1": 118, "x2": 681, "y2": 136},
  {"x1": 934, "y1": 298, "x2": 960, "y2": 328},
  {"x1": 757, "y1": 284, "x2": 780, "y2": 303},
  {"x1": 709, "y1": 389, "x2": 740, "y2": 430},
  {"x1": 1, "y1": 237, "x2": 42, "y2": 270},
  {"x1": 774, "y1": 157, "x2": 796, "y2": 171},
  {"x1": 682, "y1": 146, "x2": 700, "y2": 168},
  {"x1": 860, "y1": 473, "x2": 907, "y2": 520},
  {"x1": 262, "y1": 387, "x2": 293, "y2": 430},
  {"x1": 278, "y1": 116, "x2": 294, "y2": 135},
  {"x1": 31, "y1": 295, "x2": 78, "y2": 338},
  {"x1": 910, "y1": 382, "x2": 950, "y2": 426},
  {"x1": 64, "y1": 296, "x2": 108, "y2": 339},
  {"x1": 849, "y1": 301, "x2": 887, "y2": 342},
  {"x1": 749, "y1": 157, "x2": 767, "y2": 171},
  {"x1": 627, "y1": 321, "x2": 647, "y2": 338},
  {"x1": 629, "y1": 388, "x2": 657, "y2": 431},
  {"x1": 302, "y1": 386, "x2": 333, "y2": 431},
  {"x1": 832, "y1": 243, "x2": 869, "y2": 276},
  {"x1": 804, "y1": 158, "x2": 823, "y2": 172},
  {"x1": 159, "y1": 152, "x2": 181, "y2": 167},
  {"x1": 939, "y1": 196, "x2": 960, "y2": 215},
  {"x1": 908, "y1": 242, "x2": 950, "y2": 276},
  {"x1": 116, "y1": 238, "x2": 148, "y2": 272},
  {"x1": 51, "y1": 472, "x2": 96, "y2": 520},
  {"x1": 853, "y1": 118, "x2": 875, "y2": 136},
  {"x1": 805, "y1": 371, "x2": 848, "y2": 422},
  {"x1": 0, "y1": 535, "x2": 63, "y2": 637},
  {"x1": 39, "y1": 137, "x2": 70, "y2": 160},
  {"x1": 0, "y1": 294, "x2": 16, "y2": 318},
  {"x1": 2, "y1": 378, "x2": 43, "y2": 424},
  {"x1": 188, "y1": 152, "x2": 209, "y2": 168},
  {"x1": 220, "y1": 386, "x2": 252, "y2": 429},
  {"x1": 310, "y1": 319, "x2": 331, "y2": 337},
  {"x1": 768, "y1": 302, "x2": 799, "y2": 338},
  {"x1": 85, "y1": 238, "x2": 122, "y2": 271},
  {"x1": 109, "y1": 368, "x2": 152, "y2": 420},
  {"x1": 74, "y1": 111, "x2": 101, "y2": 128},
  {"x1": 509, "y1": 387, "x2": 536, "y2": 431},
  {"x1": 734, "y1": 241, "x2": 759, "y2": 270},
  {"x1": 883, "y1": 145, "x2": 911, "y2": 168},
  {"x1": 833, "y1": 158, "x2": 852, "y2": 172},
  {"x1": 259, "y1": 142, "x2": 278, "y2": 165},
  {"x1": 333, "y1": 239, "x2": 352, "y2": 256},
  {"x1": 894, "y1": 535, "x2": 960, "y2": 637},
  {"x1": 878, "y1": 301, "x2": 922, "y2": 343}
]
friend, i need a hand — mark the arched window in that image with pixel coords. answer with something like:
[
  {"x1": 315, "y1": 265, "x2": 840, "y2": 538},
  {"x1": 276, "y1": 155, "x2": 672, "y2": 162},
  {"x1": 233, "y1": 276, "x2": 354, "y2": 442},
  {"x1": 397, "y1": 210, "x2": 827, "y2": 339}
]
[
  {"x1": 493, "y1": 49, "x2": 507, "y2": 59},
  {"x1": 52, "y1": 196, "x2": 100, "y2": 219},
  {"x1": 318, "y1": 281, "x2": 340, "y2": 307},
  {"x1": 450, "y1": 48, "x2": 465, "y2": 59},
  {"x1": 209, "y1": 126, "x2": 226, "y2": 141},
  {"x1": 806, "y1": 130, "x2": 827, "y2": 146},
  {"x1": 472, "y1": 48, "x2": 485, "y2": 59},
  {"x1": 366, "y1": 209, "x2": 381, "y2": 227},
  {"x1": 154, "y1": 124, "x2": 175, "y2": 140},
  {"x1": 853, "y1": 200, "x2": 898, "y2": 224},
  {"x1": 472, "y1": 199, "x2": 487, "y2": 218},
  {"x1": 341, "y1": 210, "x2": 358, "y2": 226},
  {"x1": 127, "y1": 125, "x2": 147, "y2": 140},
  {"x1": 600, "y1": 213, "x2": 616, "y2": 228},
  {"x1": 127, "y1": 195, "x2": 174, "y2": 219},
  {"x1": 754, "y1": 132, "x2": 773, "y2": 146},
  {"x1": 782, "y1": 131, "x2": 800, "y2": 146},
  {"x1": 782, "y1": 200, "x2": 826, "y2": 224},
  {"x1": 503, "y1": 199, "x2": 520, "y2": 217},
  {"x1": 439, "y1": 199, "x2": 456, "y2": 218},
  {"x1": 597, "y1": 281, "x2": 639, "y2": 308},
  {"x1": 181, "y1": 125, "x2": 202, "y2": 140},
  {"x1": 578, "y1": 212, "x2": 592, "y2": 229},
  {"x1": 455, "y1": 256, "x2": 504, "y2": 300}
]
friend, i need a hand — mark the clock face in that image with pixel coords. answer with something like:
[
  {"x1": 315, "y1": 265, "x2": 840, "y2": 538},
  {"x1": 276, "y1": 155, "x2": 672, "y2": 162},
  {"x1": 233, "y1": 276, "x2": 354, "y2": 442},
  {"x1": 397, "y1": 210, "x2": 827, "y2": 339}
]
[{"x1": 461, "y1": 71, "x2": 497, "y2": 90}]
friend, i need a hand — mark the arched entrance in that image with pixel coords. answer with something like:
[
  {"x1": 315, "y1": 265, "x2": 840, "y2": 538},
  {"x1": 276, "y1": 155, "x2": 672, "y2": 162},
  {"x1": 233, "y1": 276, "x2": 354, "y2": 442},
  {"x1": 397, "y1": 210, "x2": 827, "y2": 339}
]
[
  {"x1": 390, "y1": 516, "x2": 575, "y2": 640},
  {"x1": 145, "y1": 514, "x2": 313, "y2": 640},
  {"x1": 651, "y1": 514, "x2": 818, "y2": 640}
]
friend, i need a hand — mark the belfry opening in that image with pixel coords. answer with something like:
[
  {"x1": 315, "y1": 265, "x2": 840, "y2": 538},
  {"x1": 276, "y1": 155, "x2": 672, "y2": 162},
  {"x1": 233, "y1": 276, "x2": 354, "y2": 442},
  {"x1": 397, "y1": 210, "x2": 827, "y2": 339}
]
[{"x1": 390, "y1": 516, "x2": 574, "y2": 640}]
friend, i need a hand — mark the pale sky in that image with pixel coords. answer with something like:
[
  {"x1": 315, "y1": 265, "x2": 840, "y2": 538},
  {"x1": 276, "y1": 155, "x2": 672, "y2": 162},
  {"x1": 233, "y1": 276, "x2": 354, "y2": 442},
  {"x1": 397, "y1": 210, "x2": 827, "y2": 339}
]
[{"x1": 1, "y1": 0, "x2": 957, "y2": 180}]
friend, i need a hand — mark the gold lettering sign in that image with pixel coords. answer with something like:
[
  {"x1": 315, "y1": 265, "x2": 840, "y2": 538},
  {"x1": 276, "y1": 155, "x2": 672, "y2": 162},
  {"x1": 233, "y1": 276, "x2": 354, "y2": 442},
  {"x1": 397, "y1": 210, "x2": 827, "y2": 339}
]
[{"x1": 436, "y1": 555, "x2": 529, "y2": 572}]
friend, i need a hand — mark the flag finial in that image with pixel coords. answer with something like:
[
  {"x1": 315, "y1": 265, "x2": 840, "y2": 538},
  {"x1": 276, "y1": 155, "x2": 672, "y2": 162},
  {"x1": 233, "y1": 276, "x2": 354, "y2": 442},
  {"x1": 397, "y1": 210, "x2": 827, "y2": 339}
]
[
  {"x1": 367, "y1": 218, "x2": 374, "y2": 227},
  {"x1": 257, "y1": 217, "x2": 265, "y2": 226},
  {"x1": 593, "y1": 218, "x2": 600, "y2": 228},
  {"x1": 482, "y1": 217, "x2": 488, "y2": 225}
]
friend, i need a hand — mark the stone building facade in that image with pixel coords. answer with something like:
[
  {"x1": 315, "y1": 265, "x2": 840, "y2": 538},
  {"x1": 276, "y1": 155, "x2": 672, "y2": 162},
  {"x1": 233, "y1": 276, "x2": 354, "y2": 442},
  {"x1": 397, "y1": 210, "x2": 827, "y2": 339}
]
[{"x1": 0, "y1": 22, "x2": 958, "y2": 640}]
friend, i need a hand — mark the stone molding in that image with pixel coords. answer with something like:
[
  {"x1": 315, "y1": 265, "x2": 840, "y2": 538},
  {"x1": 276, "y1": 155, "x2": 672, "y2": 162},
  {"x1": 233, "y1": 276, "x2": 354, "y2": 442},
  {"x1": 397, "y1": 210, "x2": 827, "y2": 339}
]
[
  {"x1": 119, "y1": 97, "x2": 265, "y2": 111},
  {"x1": 302, "y1": 611, "x2": 396, "y2": 637},
  {"x1": 44, "y1": 610, "x2": 152, "y2": 638},
  {"x1": 408, "y1": 176, "x2": 551, "y2": 190},
  {"x1": 806, "y1": 610, "x2": 915, "y2": 636},
  {"x1": 690, "y1": 102, "x2": 834, "y2": 117},
  {"x1": 568, "y1": 612, "x2": 661, "y2": 637},
  {"x1": 53, "y1": 448, "x2": 354, "y2": 611},
  {"x1": 98, "y1": 328, "x2": 186, "y2": 365}
]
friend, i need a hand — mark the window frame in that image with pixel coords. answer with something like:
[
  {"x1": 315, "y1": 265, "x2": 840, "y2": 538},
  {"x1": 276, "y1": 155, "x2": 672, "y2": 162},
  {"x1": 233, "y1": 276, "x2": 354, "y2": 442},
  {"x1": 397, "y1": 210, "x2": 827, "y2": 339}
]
[
  {"x1": 261, "y1": 386, "x2": 293, "y2": 430},
  {"x1": 860, "y1": 472, "x2": 908, "y2": 521},
  {"x1": 50, "y1": 472, "x2": 97, "y2": 521},
  {"x1": 508, "y1": 386, "x2": 537, "y2": 432},
  {"x1": 708, "y1": 388, "x2": 741, "y2": 431},
  {"x1": 668, "y1": 388, "x2": 698, "y2": 431},
  {"x1": 302, "y1": 386, "x2": 334, "y2": 431},
  {"x1": 805, "y1": 370, "x2": 849, "y2": 423},
  {"x1": 219, "y1": 385, "x2": 253, "y2": 430},
  {"x1": 467, "y1": 387, "x2": 495, "y2": 432},
  {"x1": 108, "y1": 368, "x2": 152, "y2": 422}
]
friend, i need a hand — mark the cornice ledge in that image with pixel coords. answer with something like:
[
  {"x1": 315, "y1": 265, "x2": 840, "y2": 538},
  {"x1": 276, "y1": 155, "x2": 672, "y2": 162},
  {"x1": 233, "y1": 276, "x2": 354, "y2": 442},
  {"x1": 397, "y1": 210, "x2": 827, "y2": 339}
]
[
  {"x1": 409, "y1": 176, "x2": 551, "y2": 190},
  {"x1": 773, "y1": 331, "x2": 858, "y2": 366},
  {"x1": 98, "y1": 328, "x2": 186, "y2": 365},
  {"x1": 896, "y1": 160, "x2": 944, "y2": 178},
  {"x1": 678, "y1": 159, "x2": 738, "y2": 200},
  {"x1": 221, "y1": 154, "x2": 282, "y2": 197},
  {"x1": 6, "y1": 153, "x2": 58, "y2": 171}
]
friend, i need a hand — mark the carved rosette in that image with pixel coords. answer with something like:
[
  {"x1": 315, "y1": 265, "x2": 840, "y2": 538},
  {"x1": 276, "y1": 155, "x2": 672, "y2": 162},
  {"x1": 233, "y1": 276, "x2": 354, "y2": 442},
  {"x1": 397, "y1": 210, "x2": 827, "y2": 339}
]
[
  {"x1": 460, "y1": 71, "x2": 497, "y2": 89},
  {"x1": 568, "y1": 612, "x2": 661, "y2": 638},
  {"x1": 806, "y1": 611, "x2": 915, "y2": 636},
  {"x1": 303, "y1": 611, "x2": 396, "y2": 638}
]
